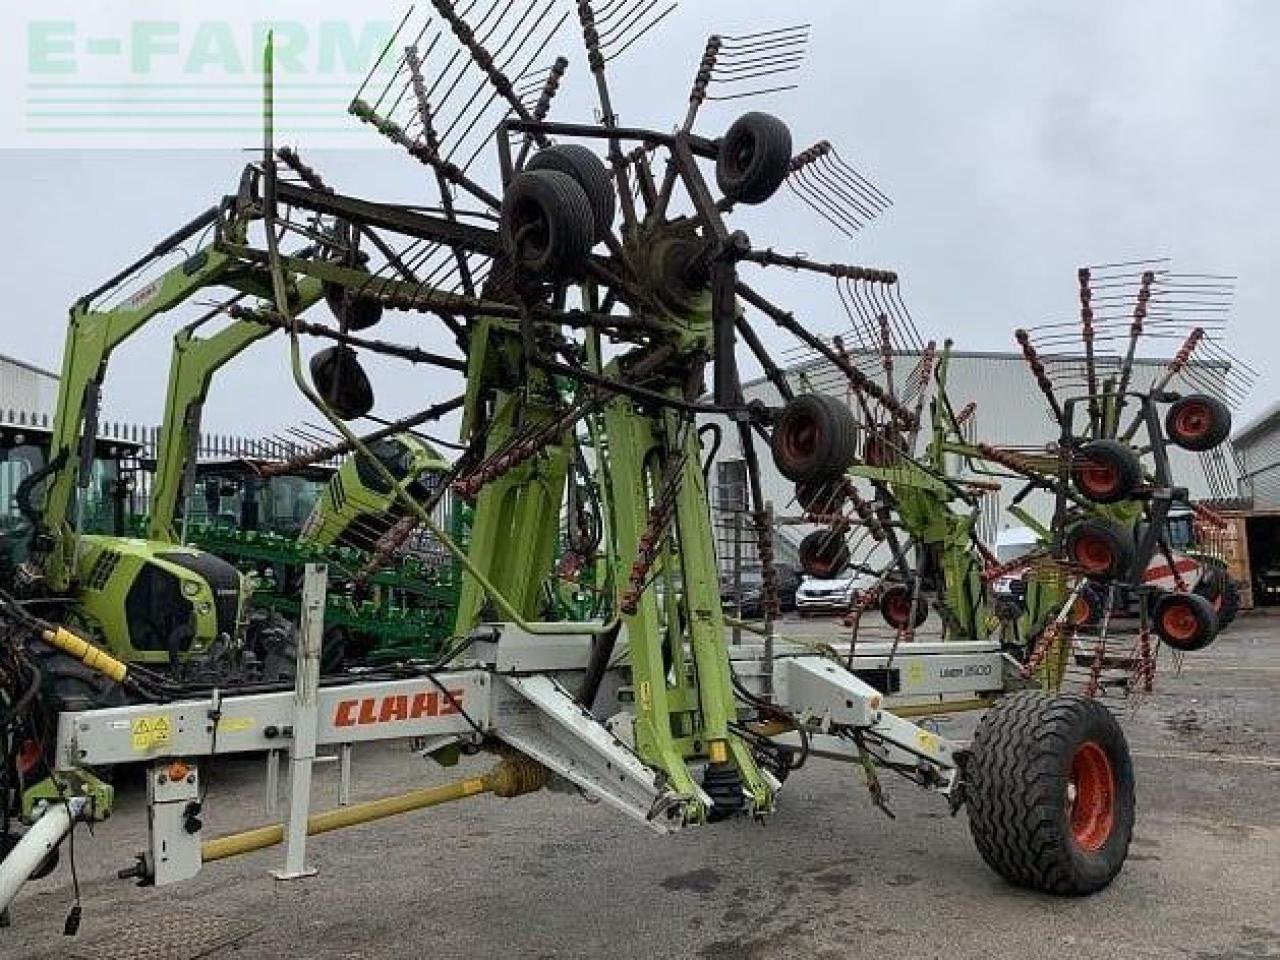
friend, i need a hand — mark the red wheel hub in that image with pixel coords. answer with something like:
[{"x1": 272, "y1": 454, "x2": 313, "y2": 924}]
[
  {"x1": 1078, "y1": 456, "x2": 1120, "y2": 497},
  {"x1": 1069, "y1": 741, "x2": 1116, "y2": 851},
  {"x1": 1160, "y1": 598, "x2": 1200, "y2": 643},
  {"x1": 883, "y1": 588, "x2": 913, "y2": 627},
  {"x1": 781, "y1": 413, "x2": 820, "y2": 463},
  {"x1": 1173, "y1": 401, "x2": 1211, "y2": 440},
  {"x1": 1072, "y1": 534, "x2": 1115, "y2": 575}
]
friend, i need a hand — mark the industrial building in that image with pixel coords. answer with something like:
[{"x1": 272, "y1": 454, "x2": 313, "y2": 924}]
[
  {"x1": 1216, "y1": 403, "x2": 1280, "y2": 608},
  {"x1": 0, "y1": 352, "x2": 58, "y2": 424}
]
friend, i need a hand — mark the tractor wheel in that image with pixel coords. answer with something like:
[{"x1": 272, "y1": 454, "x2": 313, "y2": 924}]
[
  {"x1": 525, "y1": 144, "x2": 615, "y2": 243},
  {"x1": 324, "y1": 279, "x2": 384, "y2": 332},
  {"x1": 29, "y1": 643, "x2": 128, "y2": 714},
  {"x1": 1069, "y1": 583, "x2": 1105, "y2": 627},
  {"x1": 880, "y1": 584, "x2": 927, "y2": 629},
  {"x1": 771, "y1": 394, "x2": 860, "y2": 482},
  {"x1": 795, "y1": 478, "x2": 847, "y2": 514},
  {"x1": 1165, "y1": 394, "x2": 1231, "y2": 452},
  {"x1": 798, "y1": 529, "x2": 849, "y2": 579},
  {"x1": 1152, "y1": 591, "x2": 1218, "y2": 652},
  {"x1": 1073, "y1": 440, "x2": 1141, "y2": 504},
  {"x1": 310, "y1": 346, "x2": 375, "y2": 421},
  {"x1": 500, "y1": 169, "x2": 595, "y2": 278},
  {"x1": 716, "y1": 112, "x2": 793, "y2": 205},
  {"x1": 966, "y1": 691, "x2": 1135, "y2": 895},
  {"x1": 1065, "y1": 520, "x2": 1134, "y2": 581}
]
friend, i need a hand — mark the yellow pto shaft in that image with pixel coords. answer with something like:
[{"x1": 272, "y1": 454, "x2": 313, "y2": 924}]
[{"x1": 202, "y1": 752, "x2": 547, "y2": 864}]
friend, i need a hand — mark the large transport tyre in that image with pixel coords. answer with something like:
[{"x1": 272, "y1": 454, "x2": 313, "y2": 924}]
[
  {"x1": 525, "y1": 144, "x2": 616, "y2": 243},
  {"x1": 797, "y1": 529, "x2": 849, "y2": 579},
  {"x1": 966, "y1": 691, "x2": 1135, "y2": 895},
  {"x1": 879, "y1": 583, "x2": 927, "y2": 629},
  {"x1": 1073, "y1": 440, "x2": 1142, "y2": 504},
  {"x1": 716, "y1": 112, "x2": 793, "y2": 205},
  {"x1": 500, "y1": 169, "x2": 595, "y2": 278},
  {"x1": 771, "y1": 394, "x2": 860, "y2": 483},
  {"x1": 1151, "y1": 591, "x2": 1218, "y2": 652},
  {"x1": 1064, "y1": 519, "x2": 1135, "y2": 581},
  {"x1": 1165, "y1": 394, "x2": 1231, "y2": 452}
]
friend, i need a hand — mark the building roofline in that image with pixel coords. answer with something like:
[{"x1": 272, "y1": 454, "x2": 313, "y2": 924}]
[
  {"x1": 0, "y1": 352, "x2": 58, "y2": 380},
  {"x1": 1233, "y1": 401, "x2": 1280, "y2": 448},
  {"x1": 740, "y1": 347, "x2": 1224, "y2": 392}
]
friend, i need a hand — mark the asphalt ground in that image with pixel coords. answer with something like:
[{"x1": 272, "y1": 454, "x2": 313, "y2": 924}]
[{"x1": 6, "y1": 614, "x2": 1279, "y2": 960}]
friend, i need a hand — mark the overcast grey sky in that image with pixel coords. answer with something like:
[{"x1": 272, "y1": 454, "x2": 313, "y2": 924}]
[{"x1": 0, "y1": 0, "x2": 1275, "y2": 440}]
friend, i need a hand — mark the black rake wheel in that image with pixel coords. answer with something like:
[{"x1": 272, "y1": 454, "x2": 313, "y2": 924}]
[
  {"x1": 1165, "y1": 394, "x2": 1232, "y2": 452},
  {"x1": 716, "y1": 112, "x2": 793, "y2": 205},
  {"x1": 771, "y1": 393, "x2": 860, "y2": 483},
  {"x1": 525, "y1": 144, "x2": 616, "y2": 243},
  {"x1": 500, "y1": 168, "x2": 596, "y2": 278},
  {"x1": 1072, "y1": 439, "x2": 1142, "y2": 504},
  {"x1": 965, "y1": 691, "x2": 1135, "y2": 896}
]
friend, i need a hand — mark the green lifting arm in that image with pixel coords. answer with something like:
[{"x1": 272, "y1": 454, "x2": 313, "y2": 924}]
[{"x1": 147, "y1": 277, "x2": 324, "y2": 542}]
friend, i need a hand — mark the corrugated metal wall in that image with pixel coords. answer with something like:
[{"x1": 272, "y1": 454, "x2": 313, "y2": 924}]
[
  {"x1": 1238, "y1": 425, "x2": 1280, "y2": 509},
  {"x1": 0, "y1": 357, "x2": 59, "y2": 419}
]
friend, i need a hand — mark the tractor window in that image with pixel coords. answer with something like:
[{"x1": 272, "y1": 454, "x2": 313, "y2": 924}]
[
  {"x1": 0, "y1": 444, "x2": 43, "y2": 567},
  {"x1": 267, "y1": 476, "x2": 325, "y2": 535}
]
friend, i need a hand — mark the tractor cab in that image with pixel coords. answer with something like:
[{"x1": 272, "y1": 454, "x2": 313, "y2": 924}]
[
  {"x1": 1, "y1": 422, "x2": 142, "y2": 571},
  {"x1": 160, "y1": 457, "x2": 332, "y2": 539}
]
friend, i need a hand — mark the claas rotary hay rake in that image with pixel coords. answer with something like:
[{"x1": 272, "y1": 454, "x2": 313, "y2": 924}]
[{"x1": 0, "y1": 0, "x2": 1253, "y2": 925}]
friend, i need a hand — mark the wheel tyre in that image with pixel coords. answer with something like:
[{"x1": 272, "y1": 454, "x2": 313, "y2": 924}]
[
  {"x1": 324, "y1": 280, "x2": 384, "y2": 332},
  {"x1": 1069, "y1": 583, "x2": 1105, "y2": 627},
  {"x1": 966, "y1": 691, "x2": 1135, "y2": 895},
  {"x1": 310, "y1": 345, "x2": 375, "y2": 421},
  {"x1": 771, "y1": 394, "x2": 860, "y2": 482},
  {"x1": 797, "y1": 529, "x2": 850, "y2": 579},
  {"x1": 1152, "y1": 591, "x2": 1218, "y2": 652},
  {"x1": 1165, "y1": 394, "x2": 1231, "y2": 452},
  {"x1": 1065, "y1": 520, "x2": 1135, "y2": 581},
  {"x1": 716, "y1": 112, "x2": 793, "y2": 205},
  {"x1": 1073, "y1": 440, "x2": 1142, "y2": 504},
  {"x1": 525, "y1": 144, "x2": 615, "y2": 243},
  {"x1": 879, "y1": 584, "x2": 927, "y2": 629},
  {"x1": 500, "y1": 169, "x2": 595, "y2": 278}
]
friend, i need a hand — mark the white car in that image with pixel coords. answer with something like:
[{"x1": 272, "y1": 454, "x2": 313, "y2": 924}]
[{"x1": 795, "y1": 572, "x2": 878, "y2": 614}]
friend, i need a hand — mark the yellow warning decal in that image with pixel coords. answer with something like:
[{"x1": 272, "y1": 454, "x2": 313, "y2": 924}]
[
  {"x1": 915, "y1": 729, "x2": 939, "y2": 754},
  {"x1": 217, "y1": 716, "x2": 253, "y2": 734},
  {"x1": 905, "y1": 660, "x2": 925, "y2": 685},
  {"x1": 131, "y1": 715, "x2": 172, "y2": 752},
  {"x1": 638, "y1": 681, "x2": 652, "y2": 712}
]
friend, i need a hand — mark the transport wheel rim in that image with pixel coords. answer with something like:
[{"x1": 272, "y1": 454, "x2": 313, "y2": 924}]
[
  {"x1": 1070, "y1": 594, "x2": 1093, "y2": 625},
  {"x1": 1160, "y1": 599, "x2": 1200, "y2": 643},
  {"x1": 1173, "y1": 401, "x2": 1211, "y2": 440},
  {"x1": 781, "y1": 412, "x2": 821, "y2": 464},
  {"x1": 1079, "y1": 457, "x2": 1120, "y2": 498},
  {"x1": 883, "y1": 588, "x2": 912, "y2": 626},
  {"x1": 1068, "y1": 741, "x2": 1116, "y2": 851},
  {"x1": 1073, "y1": 534, "x2": 1115, "y2": 575}
]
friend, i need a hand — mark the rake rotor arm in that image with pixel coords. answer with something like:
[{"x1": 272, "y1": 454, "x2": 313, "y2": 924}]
[
  {"x1": 736, "y1": 281, "x2": 918, "y2": 431},
  {"x1": 256, "y1": 397, "x2": 465, "y2": 478}
]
